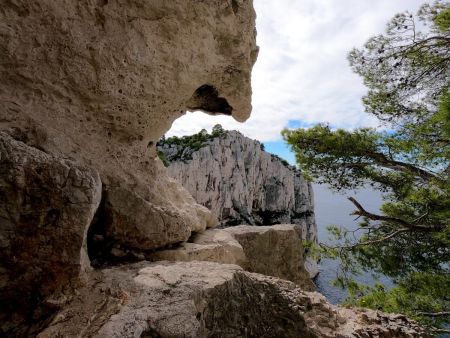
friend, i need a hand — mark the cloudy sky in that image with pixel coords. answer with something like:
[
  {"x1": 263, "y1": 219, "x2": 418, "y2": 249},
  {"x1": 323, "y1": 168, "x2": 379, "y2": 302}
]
[{"x1": 168, "y1": 0, "x2": 424, "y2": 162}]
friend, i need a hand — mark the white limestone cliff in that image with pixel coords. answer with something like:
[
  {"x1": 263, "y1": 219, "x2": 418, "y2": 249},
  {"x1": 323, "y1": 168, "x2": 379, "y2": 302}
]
[{"x1": 158, "y1": 130, "x2": 318, "y2": 247}]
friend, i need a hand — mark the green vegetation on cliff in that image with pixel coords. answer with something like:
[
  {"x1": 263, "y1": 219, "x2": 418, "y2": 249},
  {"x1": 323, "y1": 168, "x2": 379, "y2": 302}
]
[
  {"x1": 283, "y1": 1, "x2": 450, "y2": 333},
  {"x1": 348, "y1": 273, "x2": 450, "y2": 330},
  {"x1": 164, "y1": 124, "x2": 225, "y2": 149},
  {"x1": 157, "y1": 124, "x2": 226, "y2": 162}
]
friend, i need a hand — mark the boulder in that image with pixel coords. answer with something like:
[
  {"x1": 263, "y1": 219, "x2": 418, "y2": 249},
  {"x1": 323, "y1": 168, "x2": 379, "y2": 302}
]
[
  {"x1": 102, "y1": 186, "x2": 215, "y2": 251},
  {"x1": 149, "y1": 229, "x2": 246, "y2": 266},
  {"x1": 0, "y1": 132, "x2": 102, "y2": 336},
  {"x1": 148, "y1": 225, "x2": 315, "y2": 291},
  {"x1": 224, "y1": 224, "x2": 315, "y2": 291},
  {"x1": 38, "y1": 261, "x2": 428, "y2": 338}
]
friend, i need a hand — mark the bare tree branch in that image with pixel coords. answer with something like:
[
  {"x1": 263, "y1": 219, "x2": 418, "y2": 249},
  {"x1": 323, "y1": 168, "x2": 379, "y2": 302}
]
[
  {"x1": 348, "y1": 197, "x2": 440, "y2": 232},
  {"x1": 432, "y1": 328, "x2": 450, "y2": 334},
  {"x1": 417, "y1": 311, "x2": 450, "y2": 317}
]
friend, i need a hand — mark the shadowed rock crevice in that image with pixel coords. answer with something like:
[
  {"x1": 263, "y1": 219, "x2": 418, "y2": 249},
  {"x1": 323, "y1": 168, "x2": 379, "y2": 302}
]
[
  {"x1": 187, "y1": 85, "x2": 233, "y2": 116},
  {"x1": 86, "y1": 189, "x2": 191, "y2": 268},
  {"x1": 231, "y1": 0, "x2": 239, "y2": 15},
  {"x1": 87, "y1": 194, "x2": 115, "y2": 267},
  {"x1": 86, "y1": 192, "x2": 152, "y2": 268}
]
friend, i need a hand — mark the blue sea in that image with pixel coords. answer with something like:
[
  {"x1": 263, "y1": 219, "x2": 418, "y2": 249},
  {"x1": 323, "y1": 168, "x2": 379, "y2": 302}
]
[
  {"x1": 312, "y1": 184, "x2": 450, "y2": 337},
  {"x1": 312, "y1": 183, "x2": 392, "y2": 304}
]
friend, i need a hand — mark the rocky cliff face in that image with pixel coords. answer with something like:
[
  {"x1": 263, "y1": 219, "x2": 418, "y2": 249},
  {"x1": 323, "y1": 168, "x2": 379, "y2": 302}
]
[
  {"x1": 158, "y1": 130, "x2": 317, "y2": 246},
  {"x1": 0, "y1": 0, "x2": 259, "y2": 254},
  {"x1": 0, "y1": 0, "x2": 257, "y2": 335}
]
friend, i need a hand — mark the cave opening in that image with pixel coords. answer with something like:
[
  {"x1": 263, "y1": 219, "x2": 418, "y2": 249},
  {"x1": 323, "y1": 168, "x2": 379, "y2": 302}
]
[{"x1": 186, "y1": 84, "x2": 233, "y2": 116}]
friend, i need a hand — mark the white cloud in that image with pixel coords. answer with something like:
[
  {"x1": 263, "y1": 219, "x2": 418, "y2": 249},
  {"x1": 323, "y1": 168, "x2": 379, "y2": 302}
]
[{"x1": 168, "y1": 0, "x2": 424, "y2": 141}]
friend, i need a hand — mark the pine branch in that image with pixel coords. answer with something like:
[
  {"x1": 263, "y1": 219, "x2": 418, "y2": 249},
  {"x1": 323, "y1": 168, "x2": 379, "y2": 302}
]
[
  {"x1": 369, "y1": 152, "x2": 438, "y2": 182},
  {"x1": 320, "y1": 228, "x2": 410, "y2": 250}
]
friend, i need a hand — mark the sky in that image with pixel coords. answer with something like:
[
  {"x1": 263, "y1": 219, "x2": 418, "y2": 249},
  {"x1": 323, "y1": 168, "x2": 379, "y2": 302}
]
[{"x1": 167, "y1": 0, "x2": 424, "y2": 163}]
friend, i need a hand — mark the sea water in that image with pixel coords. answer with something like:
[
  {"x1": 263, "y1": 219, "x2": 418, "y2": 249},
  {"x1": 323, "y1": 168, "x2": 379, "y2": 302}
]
[{"x1": 312, "y1": 183, "x2": 392, "y2": 304}]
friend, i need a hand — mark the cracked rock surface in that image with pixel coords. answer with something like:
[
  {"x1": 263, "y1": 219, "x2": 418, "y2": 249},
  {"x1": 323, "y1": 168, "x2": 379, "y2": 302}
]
[
  {"x1": 0, "y1": 132, "x2": 102, "y2": 335},
  {"x1": 38, "y1": 261, "x2": 428, "y2": 338}
]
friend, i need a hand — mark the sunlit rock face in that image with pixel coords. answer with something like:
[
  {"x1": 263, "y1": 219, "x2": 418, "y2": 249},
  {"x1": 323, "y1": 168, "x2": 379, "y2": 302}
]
[
  {"x1": 158, "y1": 130, "x2": 317, "y2": 246},
  {"x1": 158, "y1": 130, "x2": 319, "y2": 278}
]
